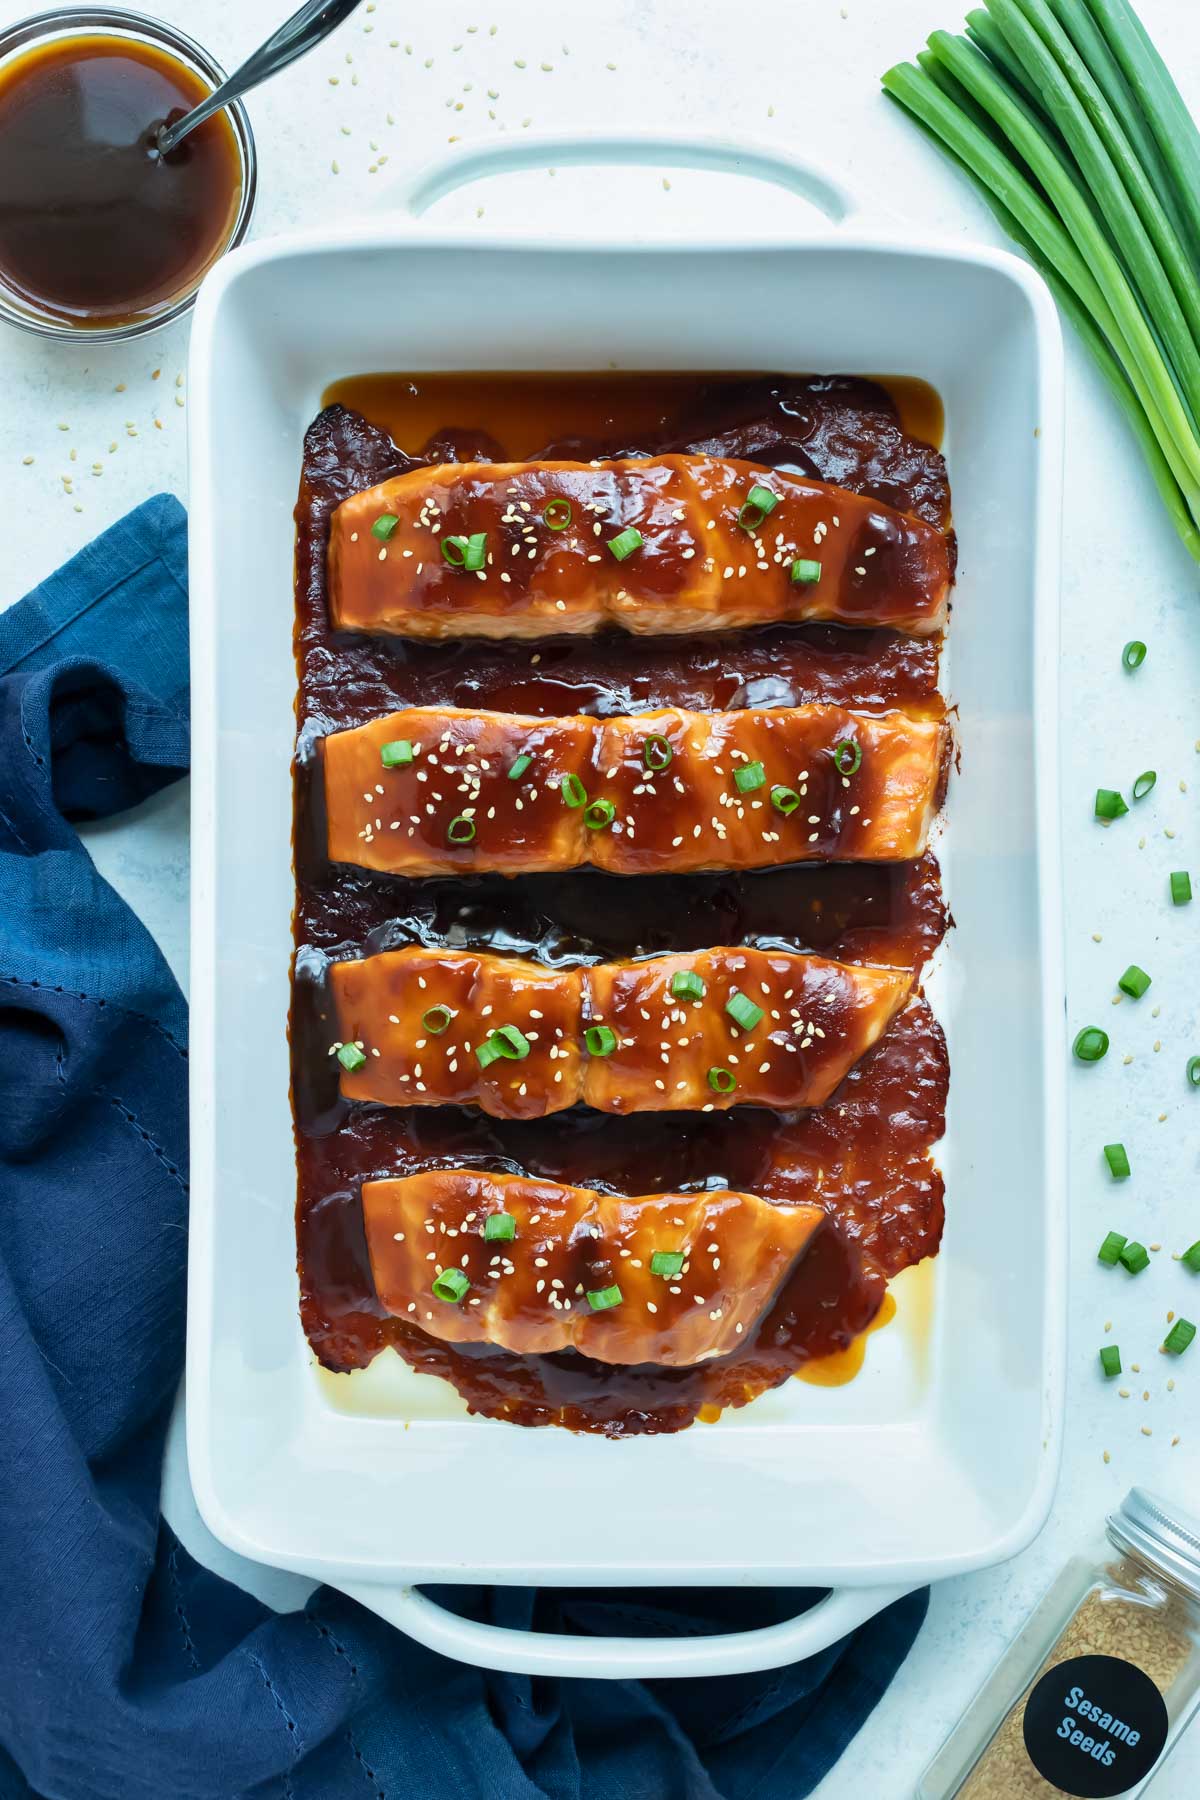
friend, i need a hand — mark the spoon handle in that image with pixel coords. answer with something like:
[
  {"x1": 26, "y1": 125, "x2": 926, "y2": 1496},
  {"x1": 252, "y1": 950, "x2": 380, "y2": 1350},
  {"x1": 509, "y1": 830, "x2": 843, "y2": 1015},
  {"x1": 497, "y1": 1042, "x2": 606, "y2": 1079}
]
[{"x1": 158, "y1": 0, "x2": 363, "y2": 155}]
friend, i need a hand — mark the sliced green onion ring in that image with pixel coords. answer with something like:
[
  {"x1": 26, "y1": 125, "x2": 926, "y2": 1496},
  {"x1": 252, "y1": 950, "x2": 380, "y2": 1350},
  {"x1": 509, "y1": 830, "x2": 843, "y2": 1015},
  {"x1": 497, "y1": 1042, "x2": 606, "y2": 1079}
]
[
  {"x1": 584, "y1": 798, "x2": 616, "y2": 831},
  {"x1": 1182, "y1": 1238, "x2": 1200, "y2": 1271},
  {"x1": 1187, "y1": 1055, "x2": 1200, "y2": 1089},
  {"x1": 1170, "y1": 870, "x2": 1192, "y2": 905},
  {"x1": 1095, "y1": 789, "x2": 1129, "y2": 821},
  {"x1": 707, "y1": 1066, "x2": 737, "y2": 1093},
  {"x1": 833, "y1": 739, "x2": 863, "y2": 776},
  {"x1": 542, "y1": 497, "x2": 573, "y2": 531},
  {"x1": 726, "y1": 991, "x2": 764, "y2": 1032},
  {"x1": 643, "y1": 734, "x2": 673, "y2": 771},
  {"x1": 1122, "y1": 640, "x2": 1147, "y2": 671},
  {"x1": 1099, "y1": 1345, "x2": 1122, "y2": 1377},
  {"x1": 650, "y1": 1250, "x2": 686, "y2": 1278},
  {"x1": 381, "y1": 739, "x2": 415, "y2": 768},
  {"x1": 484, "y1": 1212, "x2": 516, "y2": 1242},
  {"x1": 508, "y1": 752, "x2": 532, "y2": 781},
  {"x1": 447, "y1": 814, "x2": 476, "y2": 844},
  {"x1": 422, "y1": 1005, "x2": 453, "y2": 1035},
  {"x1": 1119, "y1": 1241, "x2": 1150, "y2": 1275},
  {"x1": 371, "y1": 513, "x2": 399, "y2": 541},
  {"x1": 1073, "y1": 1026, "x2": 1110, "y2": 1062},
  {"x1": 560, "y1": 772, "x2": 588, "y2": 808},
  {"x1": 736, "y1": 485, "x2": 779, "y2": 532},
  {"x1": 441, "y1": 531, "x2": 488, "y2": 571},
  {"x1": 770, "y1": 784, "x2": 801, "y2": 815},
  {"x1": 1164, "y1": 1318, "x2": 1196, "y2": 1355},
  {"x1": 586, "y1": 1285, "x2": 623, "y2": 1311},
  {"x1": 432, "y1": 1268, "x2": 470, "y2": 1303},
  {"x1": 670, "y1": 969, "x2": 706, "y2": 1002},
  {"x1": 1103, "y1": 1143, "x2": 1131, "y2": 1180},
  {"x1": 1097, "y1": 1231, "x2": 1128, "y2": 1266},
  {"x1": 585, "y1": 1025, "x2": 617, "y2": 1057},
  {"x1": 607, "y1": 527, "x2": 644, "y2": 561},
  {"x1": 790, "y1": 558, "x2": 822, "y2": 584},
  {"x1": 336, "y1": 1043, "x2": 366, "y2": 1073},
  {"x1": 1118, "y1": 964, "x2": 1151, "y2": 999},
  {"x1": 1133, "y1": 769, "x2": 1157, "y2": 801},
  {"x1": 734, "y1": 761, "x2": 765, "y2": 794}
]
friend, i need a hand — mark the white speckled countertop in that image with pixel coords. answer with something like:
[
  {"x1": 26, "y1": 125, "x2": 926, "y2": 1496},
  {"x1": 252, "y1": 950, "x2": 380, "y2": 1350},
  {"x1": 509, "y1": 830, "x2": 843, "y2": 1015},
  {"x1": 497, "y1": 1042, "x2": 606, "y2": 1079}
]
[{"x1": 2, "y1": 1, "x2": 1198, "y2": 1792}]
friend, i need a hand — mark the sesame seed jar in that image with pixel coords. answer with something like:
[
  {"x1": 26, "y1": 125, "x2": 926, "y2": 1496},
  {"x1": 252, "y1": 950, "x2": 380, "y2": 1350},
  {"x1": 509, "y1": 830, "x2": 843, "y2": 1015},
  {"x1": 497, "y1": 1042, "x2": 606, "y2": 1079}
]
[{"x1": 920, "y1": 1490, "x2": 1200, "y2": 1799}]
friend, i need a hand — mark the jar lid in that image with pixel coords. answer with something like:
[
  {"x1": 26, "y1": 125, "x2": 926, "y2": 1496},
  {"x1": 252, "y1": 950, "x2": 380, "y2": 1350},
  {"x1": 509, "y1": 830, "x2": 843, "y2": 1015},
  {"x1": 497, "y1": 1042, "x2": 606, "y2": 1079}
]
[{"x1": 1109, "y1": 1488, "x2": 1200, "y2": 1599}]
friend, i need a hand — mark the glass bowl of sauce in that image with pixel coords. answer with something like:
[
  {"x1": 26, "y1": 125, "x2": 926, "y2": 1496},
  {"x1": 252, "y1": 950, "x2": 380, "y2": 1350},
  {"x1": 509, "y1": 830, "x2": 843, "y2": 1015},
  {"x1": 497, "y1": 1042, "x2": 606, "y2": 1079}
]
[{"x1": 0, "y1": 7, "x2": 256, "y2": 339}]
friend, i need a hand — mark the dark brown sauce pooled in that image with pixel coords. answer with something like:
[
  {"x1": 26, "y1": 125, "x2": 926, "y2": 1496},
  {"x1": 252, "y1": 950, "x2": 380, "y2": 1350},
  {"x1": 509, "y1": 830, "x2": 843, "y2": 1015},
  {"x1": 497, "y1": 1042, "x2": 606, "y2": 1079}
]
[
  {"x1": 0, "y1": 34, "x2": 241, "y2": 325},
  {"x1": 293, "y1": 372, "x2": 952, "y2": 1434}
]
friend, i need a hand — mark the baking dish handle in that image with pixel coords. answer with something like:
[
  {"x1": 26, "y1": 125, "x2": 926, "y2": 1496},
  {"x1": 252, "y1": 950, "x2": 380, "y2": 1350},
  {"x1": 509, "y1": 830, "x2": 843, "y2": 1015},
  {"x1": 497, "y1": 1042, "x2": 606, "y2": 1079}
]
[
  {"x1": 389, "y1": 130, "x2": 861, "y2": 226},
  {"x1": 338, "y1": 1579, "x2": 918, "y2": 1680}
]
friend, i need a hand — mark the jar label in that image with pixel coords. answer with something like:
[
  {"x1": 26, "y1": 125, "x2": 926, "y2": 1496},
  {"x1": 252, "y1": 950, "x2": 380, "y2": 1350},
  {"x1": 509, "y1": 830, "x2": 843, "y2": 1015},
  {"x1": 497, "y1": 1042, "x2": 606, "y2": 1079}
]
[{"x1": 1021, "y1": 1652, "x2": 1169, "y2": 1796}]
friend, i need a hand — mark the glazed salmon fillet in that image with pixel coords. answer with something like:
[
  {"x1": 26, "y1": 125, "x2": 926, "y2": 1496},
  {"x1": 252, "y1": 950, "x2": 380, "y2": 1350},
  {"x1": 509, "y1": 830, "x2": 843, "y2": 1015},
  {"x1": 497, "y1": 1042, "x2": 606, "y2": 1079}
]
[
  {"x1": 362, "y1": 1169, "x2": 826, "y2": 1365},
  {"x1": 323, "y1": 704, "x2": 947, "y2": 877},
  {"x1": 328, "y1": 456, "x2": 952, "y2": 639},
  {"x1": 327, "y1": 945, "x2": 913, "y2": 1120}
]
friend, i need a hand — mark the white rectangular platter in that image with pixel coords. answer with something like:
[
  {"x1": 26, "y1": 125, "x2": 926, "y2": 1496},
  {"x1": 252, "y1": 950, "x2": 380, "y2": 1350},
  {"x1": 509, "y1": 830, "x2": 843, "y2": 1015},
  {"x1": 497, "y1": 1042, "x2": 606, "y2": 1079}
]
[{"x1": 186, "y1": 142, "x2": 1066, "y2": 1662}]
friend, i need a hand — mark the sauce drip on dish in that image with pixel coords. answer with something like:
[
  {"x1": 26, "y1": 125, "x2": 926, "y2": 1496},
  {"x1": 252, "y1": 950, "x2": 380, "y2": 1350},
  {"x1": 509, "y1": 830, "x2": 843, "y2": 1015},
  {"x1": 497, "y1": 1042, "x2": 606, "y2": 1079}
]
[{"x1": 292, "y1": 372, "x2": 951, "y2": 1435}]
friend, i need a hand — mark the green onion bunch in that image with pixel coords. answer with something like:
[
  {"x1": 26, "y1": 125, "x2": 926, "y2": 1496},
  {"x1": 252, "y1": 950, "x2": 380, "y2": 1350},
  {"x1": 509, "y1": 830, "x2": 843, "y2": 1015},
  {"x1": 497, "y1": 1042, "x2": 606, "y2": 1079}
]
[{"x1": 883, "y1": 0, "x2": 1200, "y2": 562}]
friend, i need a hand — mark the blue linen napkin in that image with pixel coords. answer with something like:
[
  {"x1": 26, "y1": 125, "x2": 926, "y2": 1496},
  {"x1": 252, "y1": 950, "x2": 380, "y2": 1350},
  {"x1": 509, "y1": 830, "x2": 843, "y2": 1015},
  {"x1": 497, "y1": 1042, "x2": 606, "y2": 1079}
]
[{"x1": 0, "y1": 495, "x2": 928, "y2": 1800}]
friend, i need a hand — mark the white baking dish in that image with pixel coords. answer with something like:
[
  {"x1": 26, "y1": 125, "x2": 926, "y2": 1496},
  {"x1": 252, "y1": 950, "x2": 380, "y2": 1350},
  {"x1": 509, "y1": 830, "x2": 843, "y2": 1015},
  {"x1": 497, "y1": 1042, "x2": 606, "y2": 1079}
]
[{"x1": 186, "y1": 133, "x2": 1066, "y2": 1679}]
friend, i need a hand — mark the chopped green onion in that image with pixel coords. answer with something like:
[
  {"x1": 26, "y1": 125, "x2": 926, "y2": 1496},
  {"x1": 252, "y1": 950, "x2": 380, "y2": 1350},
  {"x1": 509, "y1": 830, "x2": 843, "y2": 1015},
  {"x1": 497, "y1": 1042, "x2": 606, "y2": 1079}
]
[
  {"x1": 1122, "y1": 640, "x2": 1147, "y2": 671},
  {"x1": 542, "y1": 497, "x2": 573, "y2": 531},
  {"x1": 1099, "y1": 1345, "x2": 1122, "y2": 1378},
  {"x1": 507, "y1": 752, "x2": 532, "y2": 781},
  {"x1": 737, "y1": 484, "x2": 779, "y2": 531},
  {"x1": 476, "y1": 1024, "x2": 531, "y2": 1068},
  {"x1": 607, "y1": 527, "x2": 644, "y2": 561},
  {"x1": 1098, "y1": 1230, "x2": 1128, "y2": 1266},
  {"x1": 643, "y1": 734, "x2": 673, "y2": 771},
  {"x1": 707, "y1": 1066, "x2": 736, "y2": 1093},
  {"x1": 1118, "y1": 964, "x2": 1151, "y2": 999},
  {"x1": 432, "y1": 1268, "x2": 470, "y2": 1303},
  {"x1": 447, "y1": 814, "x2": 476, "y2": 845},
  {"x1": 670, "y1": 970, "x2": 706, "y2": 1002},
  {"x1": 1132, "y1": 770, "x2": 1157, "y2": 801},
  {"x1": 1188, "y1": 1055, "x2": 1200, "y2": 1088},
  {"x1": 1095, "y1": 789, "x2": 1129, "y2": 821},
  {"x1": 770, "y1": 784, "x2": 801, "y2": 815},
  {"x1": 733, "y1": 761, "x2": 765, "y2": 793},
  {"x1": 1103, "y1": 1143, "x2": 1131, "y2": 1180},
  {"x1": 381, "y1": 739, "x2": 415, "y2": 769},
  {"x1": 1073, "y1": 1026, "x2": 1110, "y2": 1062},
  {"x1": 584, "y1": 798, "x2": 615, "y2": 831},
  {"x1": 421, "y1": 1005, "x2": 452, "y2": 1035},
  {"x1": 586, "y1": 1284, "x2": 623, "y2": 1311},
  {"x1": 441, "y1": 532, "x2": 488, "y2": 571},
  {"x1": 585, "y1": 1025, "x2": 617, "y2": 1057},
  {"x1": 1170, "y1": 870, "x2": 1192, "y2": 905},
  {"x1": 833, "y1": 739, "x2": 863, "y2": 776},
  {"x1": 725, "y1": 991, "x2": 764, "y2": 1032},
  {"x1": 336, "y1": 1042, "x2": 367, "y2": 1073},
  {"x1": 650, "y1": 1250, "x2": 686, "y2": 1278},
  {"x1": 484, "y1": 1212, "x2": 516, "y2": 1242},
  {"x1": 1182, "y1": 1239, "x2": 1200, "y2": 1273},
  {"x1": 371, "y1": 513, "x2": 399, "y2": 541},
  {"x1": 790, "y1": 558, "x2": 822, "y2": 584},
  {"x1": 1119, "y1": 1240, "x2": 1150, "y2": 1275},
  {"x1": 1164, "y1": 1319, "x2": 1196, "y2": 1356},
  {"x1": 560, "y1": 773, "x2": 588, "y2": 808}
]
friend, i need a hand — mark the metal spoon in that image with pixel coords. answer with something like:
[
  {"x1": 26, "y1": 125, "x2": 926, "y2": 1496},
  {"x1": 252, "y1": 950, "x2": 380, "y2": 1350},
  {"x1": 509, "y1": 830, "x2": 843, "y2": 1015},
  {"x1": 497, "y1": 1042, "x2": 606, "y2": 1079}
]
[{"x1": 155, "y1": 0, "x2": 363, "y2": 157}]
